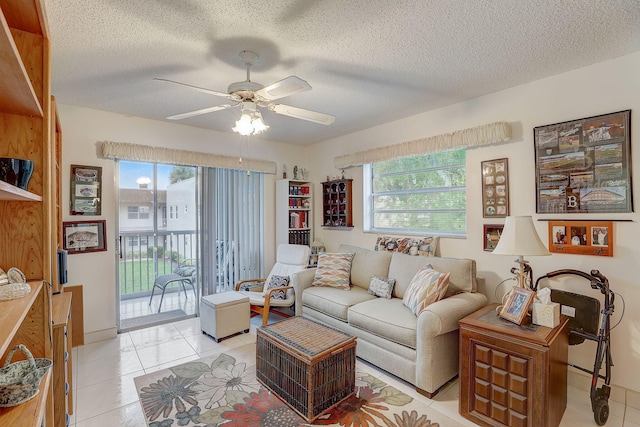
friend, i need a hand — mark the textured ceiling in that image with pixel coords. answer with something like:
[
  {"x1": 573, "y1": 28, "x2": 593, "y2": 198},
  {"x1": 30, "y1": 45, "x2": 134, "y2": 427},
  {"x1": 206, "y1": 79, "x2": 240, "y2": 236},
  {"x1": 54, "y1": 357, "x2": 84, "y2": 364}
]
[{"x1": 45, "y1": 0, "x2": 640, "y2": 145}]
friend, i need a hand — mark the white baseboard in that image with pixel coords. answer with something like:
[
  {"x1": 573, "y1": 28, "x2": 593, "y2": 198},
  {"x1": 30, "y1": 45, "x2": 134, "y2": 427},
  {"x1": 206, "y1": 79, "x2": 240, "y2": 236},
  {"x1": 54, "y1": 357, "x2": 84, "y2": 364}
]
[{"x1": 83, "y1": 327, "x2": 118, "y2": 344}]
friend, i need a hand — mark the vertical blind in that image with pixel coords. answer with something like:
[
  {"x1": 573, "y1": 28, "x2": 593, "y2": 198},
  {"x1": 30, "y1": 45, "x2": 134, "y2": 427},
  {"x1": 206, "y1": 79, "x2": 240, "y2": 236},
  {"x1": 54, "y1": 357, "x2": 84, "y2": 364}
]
[{"x1": 202, "y1": 168, "x2": 264, "y2": 294}]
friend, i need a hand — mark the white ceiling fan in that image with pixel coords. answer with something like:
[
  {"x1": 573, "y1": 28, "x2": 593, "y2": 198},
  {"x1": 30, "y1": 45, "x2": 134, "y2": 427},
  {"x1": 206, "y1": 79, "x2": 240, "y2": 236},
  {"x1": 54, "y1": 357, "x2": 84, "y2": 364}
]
[{"x1": 155, "y1": 50, "x2": 335, "y2": 135}]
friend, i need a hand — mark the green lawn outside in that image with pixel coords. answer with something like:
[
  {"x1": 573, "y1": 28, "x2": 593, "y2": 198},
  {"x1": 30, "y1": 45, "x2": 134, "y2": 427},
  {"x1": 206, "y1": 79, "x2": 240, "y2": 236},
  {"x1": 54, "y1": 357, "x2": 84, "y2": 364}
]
[{"x1": 119, "y1": 259, "x2": 175, "y2": 294}]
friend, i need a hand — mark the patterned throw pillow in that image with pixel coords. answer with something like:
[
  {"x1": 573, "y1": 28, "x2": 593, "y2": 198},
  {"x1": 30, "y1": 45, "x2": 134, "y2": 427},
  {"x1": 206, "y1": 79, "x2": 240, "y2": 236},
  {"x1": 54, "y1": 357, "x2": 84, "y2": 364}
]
[
  {"x1": 368, "y1": 275, "x2": 396, "y2": 299},
  {"x1": 312, "y1": 253, "x2": 355, "y2": 290},
  {"x1": 402, "y1": 265, "x2": 450, "y2": 315},
  {"x1": 263, "y1": 275, "x2": 290, "y2": 300},
  {"x1": 374, "y1": 236, "x2": 439, "y2": 257}
]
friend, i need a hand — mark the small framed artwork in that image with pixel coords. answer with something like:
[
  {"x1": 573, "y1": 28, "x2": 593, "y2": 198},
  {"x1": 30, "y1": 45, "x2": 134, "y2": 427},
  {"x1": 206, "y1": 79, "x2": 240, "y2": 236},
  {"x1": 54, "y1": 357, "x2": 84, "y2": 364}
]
[
  {"x1": 499, "y1": 287, "x2": 536, "y2": 325},
  {"x1": 70, "y1": 164, "x2": 102, "y2": 216},
  {"x1": 534, "y1": 110, "x2": 632, "y2": 214},
  {"x1": 483, "y1": 224, "x2": 504, "y2": 252},
  {"x1": 63, "y1": 220, "x2": 107, "y2": 254},
  {"x1": 481, "y1": 158, "x2": 509, "y2": 218},
  {"x1": 547, "y1": 220, "x2": 613, "y2": 256}
]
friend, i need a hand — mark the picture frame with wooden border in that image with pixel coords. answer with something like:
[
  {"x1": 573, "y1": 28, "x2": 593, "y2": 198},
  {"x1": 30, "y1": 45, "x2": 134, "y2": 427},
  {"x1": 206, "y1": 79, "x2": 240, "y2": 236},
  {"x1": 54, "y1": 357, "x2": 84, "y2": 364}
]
[
  {"x1": 70, "y1": 164, "x2": 102, "y2": 216},
  {"x1": 483, "y1": 224, "x2": 504, "y2": 252},
  {"x1": 63, "y1": 220, "x2": 107, "y2": 254},
  {"x1": 548, "y1": 220, "x2": 613, "y2": 256},
  {"x1": 481, "y1": 158, "x2": 509, "y2": 218},
  {"x1": 499, "y1": 286, "x2": 536, "y2": 325}
]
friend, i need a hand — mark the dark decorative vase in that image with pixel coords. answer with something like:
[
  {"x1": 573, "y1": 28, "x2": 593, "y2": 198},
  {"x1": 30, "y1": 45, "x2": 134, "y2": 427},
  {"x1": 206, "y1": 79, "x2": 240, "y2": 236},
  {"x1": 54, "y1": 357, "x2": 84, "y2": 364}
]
[{"x1": 0, "y1": 158, "x2": 34, "y2": 191}]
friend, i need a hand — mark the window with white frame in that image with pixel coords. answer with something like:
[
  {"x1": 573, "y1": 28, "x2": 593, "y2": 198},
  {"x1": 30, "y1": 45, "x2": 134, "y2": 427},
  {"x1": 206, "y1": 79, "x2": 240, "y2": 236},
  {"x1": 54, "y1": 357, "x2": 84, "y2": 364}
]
[
  {"x1": 127, "y1": 205, "x2": 150, "y2": 220},
  {"x1": 363, "y1": 148, "x2": 466, "y2": 237}
]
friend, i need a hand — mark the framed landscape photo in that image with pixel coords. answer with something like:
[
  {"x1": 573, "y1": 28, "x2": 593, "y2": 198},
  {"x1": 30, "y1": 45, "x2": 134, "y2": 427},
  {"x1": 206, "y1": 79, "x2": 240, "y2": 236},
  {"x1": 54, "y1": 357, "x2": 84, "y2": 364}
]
[
  {"x1": 534, "y1": 110, "x2": 632, "y2": 214},
  {"x1": 70, "y1": 164, "x2": 102, "y2": 216},
  {"x1": 547, "y1": 220, "x2": 613, "y2": 257},
  {"x1": 499, "y1": 287, "x2": 535, "y2": 325},
  {"x1": 481, "y1": 158, "x2": 509, "y2": 218},
  {"x1": 483, "y1": 224, "x2": 504, "y2": 252},
  {"x1": 63, "y1": 220, "x2": 107, "y2": 254}
]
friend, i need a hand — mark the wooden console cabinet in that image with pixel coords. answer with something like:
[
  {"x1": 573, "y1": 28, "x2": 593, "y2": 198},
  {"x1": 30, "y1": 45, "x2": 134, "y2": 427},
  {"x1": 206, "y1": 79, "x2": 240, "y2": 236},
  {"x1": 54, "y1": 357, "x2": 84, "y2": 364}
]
[
  {"x1": 459, "y1": 304, "x2": 569, "y2": 427},
  {"x1": 52, "y1": 292, "x2": 74, "y2": 427}
]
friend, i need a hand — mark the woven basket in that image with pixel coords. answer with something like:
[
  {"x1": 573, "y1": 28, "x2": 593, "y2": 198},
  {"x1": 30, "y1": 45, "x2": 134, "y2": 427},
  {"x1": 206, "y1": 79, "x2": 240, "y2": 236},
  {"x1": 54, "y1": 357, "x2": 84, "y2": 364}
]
[{"x1": 0, "y1": 345, "x2": 52, "y2": 407}]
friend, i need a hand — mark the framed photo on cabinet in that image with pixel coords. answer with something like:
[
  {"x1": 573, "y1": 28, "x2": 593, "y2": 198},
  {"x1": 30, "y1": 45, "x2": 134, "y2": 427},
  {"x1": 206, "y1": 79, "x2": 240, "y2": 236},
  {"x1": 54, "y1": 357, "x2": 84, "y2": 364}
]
[
  {"x1": 481, "y1": 158, "x2": 509, "y2": 218},
  {"x1": 499, "y1": 287, "x2": 535, "y2": 325},
  {"x1": 534, "y1": 110, "x2": 632, "y2": 214}
]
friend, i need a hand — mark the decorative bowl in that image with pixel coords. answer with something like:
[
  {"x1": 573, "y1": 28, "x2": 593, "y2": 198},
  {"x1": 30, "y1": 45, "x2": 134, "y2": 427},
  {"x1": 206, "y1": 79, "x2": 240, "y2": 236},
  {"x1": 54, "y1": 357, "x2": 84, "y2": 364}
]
[{"x1": 0, "y1": 158, "x2": 34, "y2": 191}]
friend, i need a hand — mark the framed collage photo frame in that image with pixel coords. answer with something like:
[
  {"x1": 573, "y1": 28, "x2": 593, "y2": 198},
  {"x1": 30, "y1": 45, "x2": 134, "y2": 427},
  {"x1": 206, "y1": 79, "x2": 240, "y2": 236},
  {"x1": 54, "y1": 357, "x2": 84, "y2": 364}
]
[
  {"x1": 71, "y1": 164, "x2": 102, "y2": 216},
  {"x1": 534, "y1": 110, "x2": 632, "y2": 214},
  {"x1": 63, "y1": 220, "x2": 107, "y2": 254},
  {"x1": 481, "y1": 158, "x2": 509, "y2": 218},
  {"x1": 499, "y1": 287, "x2": 536, "y2": 325},
  {"x1": 548, "y1": 220, "x2": 613, "y2": 257}
]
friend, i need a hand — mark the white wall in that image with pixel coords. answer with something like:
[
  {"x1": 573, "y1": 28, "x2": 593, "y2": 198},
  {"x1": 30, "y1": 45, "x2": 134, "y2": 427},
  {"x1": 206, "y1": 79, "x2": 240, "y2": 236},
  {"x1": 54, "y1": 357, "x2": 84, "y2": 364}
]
[
  {"x1": 305, "y1": 51, "x2": 640, "y2": 392},
  {"x1": 61, "y1": 51, "x2": 640, "y2": 392},
  {"x1": 59, "y1": 105, "x2": 307, "y2": 341}
]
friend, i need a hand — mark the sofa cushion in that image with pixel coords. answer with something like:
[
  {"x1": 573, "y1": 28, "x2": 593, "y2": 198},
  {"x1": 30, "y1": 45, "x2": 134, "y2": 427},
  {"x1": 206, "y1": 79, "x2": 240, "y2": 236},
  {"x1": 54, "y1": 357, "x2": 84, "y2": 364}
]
[
  {"x1": 302, "y1": 286, "x2": 375, "y2": 321},
  {"x1": 389, "y1": 252, "x2": 477, "y2": 298},
  {"x1": 403, "y1": 265, "x2": 450, "y2": 315},
  {"x1": 312, "y1": 252, "x2": 354, "y2": 289},
  {"x1": 367, "y1": 275, "x2": 395, "y2": 299},
  {"x1": 262, "y1": 275, "x2": 289, "y2": 300},
  {"x1": 338, "y1": 244, "x2": 392, "y2": 290},
  {"x1": 348, "y1": 298, "x2": 418, "y2": 349}
]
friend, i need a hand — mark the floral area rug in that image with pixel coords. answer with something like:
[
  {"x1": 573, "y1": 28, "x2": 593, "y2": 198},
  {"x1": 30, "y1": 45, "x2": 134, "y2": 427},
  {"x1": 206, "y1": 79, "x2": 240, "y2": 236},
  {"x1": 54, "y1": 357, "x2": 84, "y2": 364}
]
[{"x1": 134, "y1": 343, "x2": 463, "y2": 427}]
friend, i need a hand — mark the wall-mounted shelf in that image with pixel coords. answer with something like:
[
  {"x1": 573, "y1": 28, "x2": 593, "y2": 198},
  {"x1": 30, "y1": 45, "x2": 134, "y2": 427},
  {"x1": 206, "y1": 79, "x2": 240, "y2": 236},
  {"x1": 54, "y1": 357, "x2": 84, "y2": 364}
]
[{"x1": 322, "y1": 179, "x2": 353, "y2": 229}]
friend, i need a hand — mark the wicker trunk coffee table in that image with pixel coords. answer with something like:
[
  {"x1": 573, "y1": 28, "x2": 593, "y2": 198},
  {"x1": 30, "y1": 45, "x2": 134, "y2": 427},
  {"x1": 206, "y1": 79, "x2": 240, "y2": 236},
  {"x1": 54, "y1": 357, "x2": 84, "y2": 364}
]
[{"x1": 256, "y1": 316, "x2": 357, "y2": 422}]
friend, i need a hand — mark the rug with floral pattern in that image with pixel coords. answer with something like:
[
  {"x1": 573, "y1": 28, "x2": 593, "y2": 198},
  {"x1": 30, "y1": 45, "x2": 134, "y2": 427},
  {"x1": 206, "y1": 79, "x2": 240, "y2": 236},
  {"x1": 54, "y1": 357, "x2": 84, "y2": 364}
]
[{"x1": 134, "y1": 344, "x2": 462, "y2": 427}]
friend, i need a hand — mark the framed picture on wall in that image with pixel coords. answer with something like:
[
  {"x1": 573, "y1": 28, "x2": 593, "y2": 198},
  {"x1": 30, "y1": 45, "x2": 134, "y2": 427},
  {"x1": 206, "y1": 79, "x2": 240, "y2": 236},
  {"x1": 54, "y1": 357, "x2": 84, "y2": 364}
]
[
  {"x1": 481, "y1": 158, "x2": 509, "y2": 218},
  {"x1": 534, "y1": 110, "x2": 632, "y2": 214},
  {"x1": 70, "y1": 164, "x2": 102, "y2": 215},
  {"x1": 63, "y1": 220, "x2": 107, "y2": 254},
  {"x1": 547, "y1": 220, "x2": 613, "y2": 257},
  {"x1": 483, "y1": 224, "x2": 504, "y2": 252}
]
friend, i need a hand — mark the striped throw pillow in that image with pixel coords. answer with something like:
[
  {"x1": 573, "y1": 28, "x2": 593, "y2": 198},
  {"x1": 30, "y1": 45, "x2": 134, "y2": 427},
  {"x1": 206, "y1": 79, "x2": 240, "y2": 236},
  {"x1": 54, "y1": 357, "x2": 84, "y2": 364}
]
[
  {"x1": 402, "y1": 265, "x2": 450, "y2": 315},
  {"x1": 312, "y1": 253, "x2": 355, "y2": 290}
]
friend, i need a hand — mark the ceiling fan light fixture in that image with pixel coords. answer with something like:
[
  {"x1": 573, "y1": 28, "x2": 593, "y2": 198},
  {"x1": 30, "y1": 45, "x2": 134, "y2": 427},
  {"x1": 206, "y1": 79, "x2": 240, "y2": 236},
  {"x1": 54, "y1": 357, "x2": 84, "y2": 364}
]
[
  {"x1": 252, "y1": 112, "x2": 269, "y2": 134},
  {"x1": 232, "y1": 109, "x2": 269, "y2": 136}
]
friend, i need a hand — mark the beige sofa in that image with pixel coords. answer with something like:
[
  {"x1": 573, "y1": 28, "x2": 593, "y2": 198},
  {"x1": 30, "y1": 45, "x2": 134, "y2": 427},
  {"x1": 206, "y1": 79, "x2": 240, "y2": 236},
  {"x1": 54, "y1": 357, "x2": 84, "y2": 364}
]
[{"x1": 291, "y1": 244, "x2": 487, "y2": 397}]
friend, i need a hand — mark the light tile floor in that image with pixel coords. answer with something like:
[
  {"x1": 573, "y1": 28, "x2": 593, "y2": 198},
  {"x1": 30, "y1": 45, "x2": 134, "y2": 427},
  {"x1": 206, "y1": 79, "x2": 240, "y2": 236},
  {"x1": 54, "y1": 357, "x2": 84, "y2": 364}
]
[{"x1": 70, "y1": 314, "x2": 637, "y2": 426}]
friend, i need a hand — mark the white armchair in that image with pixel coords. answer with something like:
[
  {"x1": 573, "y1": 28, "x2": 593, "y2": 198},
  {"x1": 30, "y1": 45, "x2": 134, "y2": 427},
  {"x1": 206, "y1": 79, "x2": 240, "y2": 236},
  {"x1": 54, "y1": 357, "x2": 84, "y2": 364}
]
[{"x1": 235, "y1": 244, "x2": 310, "y2": 325}]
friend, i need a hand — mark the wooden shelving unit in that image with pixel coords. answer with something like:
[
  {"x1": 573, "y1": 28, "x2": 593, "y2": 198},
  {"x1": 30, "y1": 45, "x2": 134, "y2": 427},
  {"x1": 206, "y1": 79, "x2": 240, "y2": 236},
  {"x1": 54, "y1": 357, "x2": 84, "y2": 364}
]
[
  {"x1": 0, "y1": 282, "x2": 53, "y2": 427},
  {"x1": 276, "y1": 179, "x2": 313, "y2": 247},
  {"x1": 0, "y1": 1, "x2": 61, "y2": 425}
]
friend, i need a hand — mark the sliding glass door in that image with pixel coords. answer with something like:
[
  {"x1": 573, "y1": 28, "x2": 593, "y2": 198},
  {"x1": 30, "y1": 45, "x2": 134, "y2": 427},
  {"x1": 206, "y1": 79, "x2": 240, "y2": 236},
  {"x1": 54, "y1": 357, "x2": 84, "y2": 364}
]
[{"x1": 116, "y1": 161, "x2": 199, "y2": 331}]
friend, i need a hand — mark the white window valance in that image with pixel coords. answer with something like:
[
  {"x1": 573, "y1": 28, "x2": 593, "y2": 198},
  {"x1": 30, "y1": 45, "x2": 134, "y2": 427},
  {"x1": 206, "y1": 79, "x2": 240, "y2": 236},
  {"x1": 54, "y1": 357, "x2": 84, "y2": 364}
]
[
  {"x1": 100, "y1": 141, "x2": 277, "y2": 174},
  {"x1": 334, "y1": 121, "x2": 512, "y2": 169}
]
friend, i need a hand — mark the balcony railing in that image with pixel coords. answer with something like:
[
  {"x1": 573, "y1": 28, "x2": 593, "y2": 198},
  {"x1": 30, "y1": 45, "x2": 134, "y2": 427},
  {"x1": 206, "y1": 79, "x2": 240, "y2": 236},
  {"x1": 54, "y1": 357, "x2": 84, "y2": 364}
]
[
  {"x1": 119, "y1": 230, "x2": 197, "y2": 299},
  {"x1": 119, "y1": 230, "x2": 238, "y2": 299}
]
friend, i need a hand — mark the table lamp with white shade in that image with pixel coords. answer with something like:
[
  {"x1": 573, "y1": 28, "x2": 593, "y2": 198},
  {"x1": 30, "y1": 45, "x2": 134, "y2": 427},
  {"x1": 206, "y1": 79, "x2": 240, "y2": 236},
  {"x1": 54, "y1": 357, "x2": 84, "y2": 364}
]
[{"x1": 492, "y1": 216, "x2": 551, "y2": 289}]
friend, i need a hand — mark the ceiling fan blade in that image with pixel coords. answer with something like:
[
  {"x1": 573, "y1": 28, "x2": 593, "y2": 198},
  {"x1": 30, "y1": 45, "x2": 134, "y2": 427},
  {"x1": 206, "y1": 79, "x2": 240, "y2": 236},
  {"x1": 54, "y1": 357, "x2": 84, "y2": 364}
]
[
  {"x1": 154, "y1": 78, "x2": 233, "y2": 99},
  {"x1": 166, "y1": 104, "x2": 236, "y2": 120},
  {"x1": 255, "y1": 76, "x2": 312, "y2": 101},
  {"x1": 269, "y1": 104, "x2": 335, "y2": 125}
]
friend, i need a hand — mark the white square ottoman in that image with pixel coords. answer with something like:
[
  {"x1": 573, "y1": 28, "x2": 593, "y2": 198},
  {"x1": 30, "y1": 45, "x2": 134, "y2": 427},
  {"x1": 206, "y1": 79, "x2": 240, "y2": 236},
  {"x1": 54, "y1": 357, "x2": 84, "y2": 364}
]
[{"x1": 200, "y1": 291, "x2": 250, "y2": 342}]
